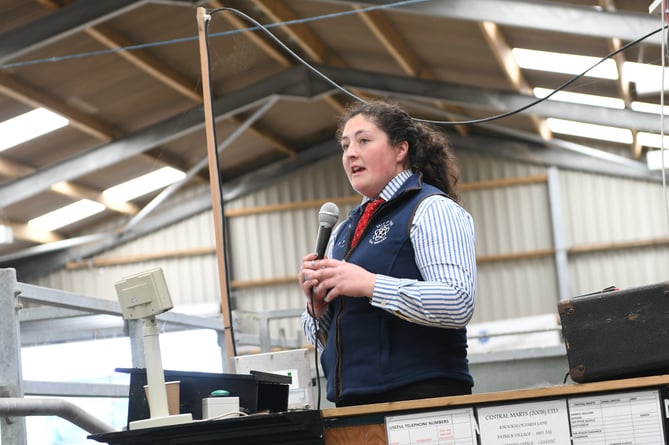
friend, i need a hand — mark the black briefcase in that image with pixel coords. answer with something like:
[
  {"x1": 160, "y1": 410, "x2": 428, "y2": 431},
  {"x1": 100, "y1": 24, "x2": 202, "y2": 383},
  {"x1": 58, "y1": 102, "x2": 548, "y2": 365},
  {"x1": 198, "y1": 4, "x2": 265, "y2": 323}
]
[{"x1": 558, "y1": 281, "x2": 669, "y2": 383}]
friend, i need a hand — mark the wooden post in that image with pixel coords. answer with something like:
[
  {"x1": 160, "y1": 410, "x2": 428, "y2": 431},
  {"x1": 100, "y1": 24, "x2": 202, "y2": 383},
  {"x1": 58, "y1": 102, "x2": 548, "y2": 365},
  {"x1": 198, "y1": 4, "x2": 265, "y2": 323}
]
[{"x1": 196, "y1": 7, "x2": 235, "y2": 369}]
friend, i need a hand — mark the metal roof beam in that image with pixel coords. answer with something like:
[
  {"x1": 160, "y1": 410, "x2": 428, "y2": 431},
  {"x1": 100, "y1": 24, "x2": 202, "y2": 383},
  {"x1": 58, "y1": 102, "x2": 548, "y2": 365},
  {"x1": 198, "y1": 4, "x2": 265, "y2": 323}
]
[
  {"x1": 328, "y1": 0, "x2": 660, "y2": 44},
  {"x1": 317, "y1": 66, "x2": 663, "y2": 131}
]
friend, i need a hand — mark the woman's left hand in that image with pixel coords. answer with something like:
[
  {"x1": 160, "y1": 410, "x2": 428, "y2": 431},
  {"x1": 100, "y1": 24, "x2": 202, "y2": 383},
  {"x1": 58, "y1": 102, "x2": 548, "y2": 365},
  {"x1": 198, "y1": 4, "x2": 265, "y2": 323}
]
[{"x1": 302, "y1": 258, "x2": 376, "y2": 303}]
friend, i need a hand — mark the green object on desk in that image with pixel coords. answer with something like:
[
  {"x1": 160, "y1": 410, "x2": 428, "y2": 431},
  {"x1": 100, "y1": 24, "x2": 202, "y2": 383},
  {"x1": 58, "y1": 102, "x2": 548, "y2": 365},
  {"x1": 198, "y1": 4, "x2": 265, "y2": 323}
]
[{"x1": 210, "y1": 389, "x2": 230, "y2": 397}]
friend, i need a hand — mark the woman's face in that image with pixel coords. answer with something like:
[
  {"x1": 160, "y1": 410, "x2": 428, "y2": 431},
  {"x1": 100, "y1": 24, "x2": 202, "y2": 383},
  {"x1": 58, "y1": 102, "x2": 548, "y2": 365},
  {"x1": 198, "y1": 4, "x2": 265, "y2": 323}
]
[{"x1": 340, "y1": 113, "x2": 408, "y2": 198}]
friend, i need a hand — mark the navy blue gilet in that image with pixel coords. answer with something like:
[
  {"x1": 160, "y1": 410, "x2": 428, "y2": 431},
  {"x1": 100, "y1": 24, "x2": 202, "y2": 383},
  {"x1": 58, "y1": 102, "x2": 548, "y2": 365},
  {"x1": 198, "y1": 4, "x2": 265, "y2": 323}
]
[{"x1": 321, "y1": 173, "x2": 472, "y2": 403}]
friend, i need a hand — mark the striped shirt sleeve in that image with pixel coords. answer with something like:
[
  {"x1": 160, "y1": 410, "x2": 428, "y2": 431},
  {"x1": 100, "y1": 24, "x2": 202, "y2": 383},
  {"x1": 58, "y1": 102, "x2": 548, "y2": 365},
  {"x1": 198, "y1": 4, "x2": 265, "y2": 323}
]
[
  {"x1": 301, "y1": 308, "x2": 330, "y2": 352},
  {"x1": 372, "y1": 194, "x2": 477, "y2": 328}
]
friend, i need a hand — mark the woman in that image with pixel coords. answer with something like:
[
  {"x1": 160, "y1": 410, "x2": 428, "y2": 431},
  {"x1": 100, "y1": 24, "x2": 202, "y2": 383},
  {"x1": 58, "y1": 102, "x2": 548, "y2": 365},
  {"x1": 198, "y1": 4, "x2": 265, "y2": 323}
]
[{"x1": 300, "y1": 100, "x2": 477, "y2": 407}]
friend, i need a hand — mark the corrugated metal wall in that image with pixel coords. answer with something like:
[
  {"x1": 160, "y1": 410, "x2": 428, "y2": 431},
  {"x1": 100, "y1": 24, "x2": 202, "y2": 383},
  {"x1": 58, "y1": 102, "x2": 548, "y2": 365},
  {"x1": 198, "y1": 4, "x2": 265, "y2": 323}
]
[
  {"x1": 32, "y1": 151, "x2": 669, "y2": 349},
  {"x1": 560, "y1": 170, "x2": 669, "y2": 294},
  {"x1": 459, "y1": 152, "x2": 557, "y2": 322}
]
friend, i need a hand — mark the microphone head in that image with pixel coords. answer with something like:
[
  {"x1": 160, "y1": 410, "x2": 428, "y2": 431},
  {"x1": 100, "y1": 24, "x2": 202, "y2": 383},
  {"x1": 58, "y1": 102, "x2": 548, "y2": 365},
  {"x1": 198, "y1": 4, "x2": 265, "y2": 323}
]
[{"x1": 319, "y1": 202, "x2": 339, "y2": 228}]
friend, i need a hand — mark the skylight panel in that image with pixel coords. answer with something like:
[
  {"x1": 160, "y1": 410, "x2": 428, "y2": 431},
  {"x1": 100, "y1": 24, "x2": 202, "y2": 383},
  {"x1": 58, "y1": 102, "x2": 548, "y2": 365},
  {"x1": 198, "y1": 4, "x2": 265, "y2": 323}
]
[
  {"x1": 28, "y1": 199, "x2": 105, "y2": 232},
  {"x1": 534, "y1": 88, "x2": 624, "y2": 109},
  {"x1": 546, "y1": 118, "x2": 633, "y2": 144},
  {"x1": 512, "y1": 48, "x2": 618, "y2": 80},
  {"x1": 0, "y1": 108, "x2": 69, "y2": 152},
  {"x1": 631, "y1": 102, "x2": 669, "y2": 115},
  {"x1": 103, "y1": 166, "x2": 186, "y2": 202},
  {"x1": 646, "y1": 148, "x2": 669, "y2": 171},
  {"x1": 624, "y1": 61, "x2": 669, "y2": 95},
  {"x1": 637, "y1": 132, "x2": 669, "y2": 150}
]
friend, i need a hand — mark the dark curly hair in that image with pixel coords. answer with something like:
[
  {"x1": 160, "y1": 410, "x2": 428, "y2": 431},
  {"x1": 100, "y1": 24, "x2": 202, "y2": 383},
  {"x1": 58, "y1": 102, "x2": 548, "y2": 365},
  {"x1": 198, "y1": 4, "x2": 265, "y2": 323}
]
[{"x1": 336, "y1": 100, "x2": 461, "y2": 202}]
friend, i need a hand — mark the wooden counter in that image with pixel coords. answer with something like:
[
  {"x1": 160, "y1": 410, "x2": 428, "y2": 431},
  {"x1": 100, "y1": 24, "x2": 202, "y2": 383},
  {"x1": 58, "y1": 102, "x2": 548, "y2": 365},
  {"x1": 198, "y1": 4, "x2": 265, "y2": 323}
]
[{"x1": 321, "y1": 374, "x2": 669, "y2": 444}]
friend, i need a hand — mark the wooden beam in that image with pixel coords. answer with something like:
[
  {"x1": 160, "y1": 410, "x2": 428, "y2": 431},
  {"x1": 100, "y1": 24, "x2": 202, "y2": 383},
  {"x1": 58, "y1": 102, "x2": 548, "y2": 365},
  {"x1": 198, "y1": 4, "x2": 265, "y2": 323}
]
[
  {"x1": 9, "y1": 222, "x2": 63, "y2": 244},
  {"x1": 0, "y1": 72, "x2": 121, "y2": 141},
  {"x1": 50, "y1": 182, "x2": 139, "y2": 215},
  {"x1": 0, "y1": 157, "x2": 35, "y2": 178},
  {"x1": 0, "y1": 154, "x2": 139, "y2": 216},
  {"x1": 85, "y1": 25, "x2": 203, "y2": 103},
  {"x1": 460, "y1": 174, "x2": 548, "y2": 191},
  {"x1": 478, "y1": 21, "x2": 552, "y2": 141},
  {"x1": 355, "y1": 7, "x2": 422, "y2": 77},
  {"x1": 251, "y1": 0, "x2": 346, "y2": 66},
  {"x1": 355, "y1": 6, "x2": 469, "y2": 135},
  {"x1": 598, "y1": 0, "x2": 639, "y2": 159},
  {"x1": 65, "y1": 246, "x2": 215, "y2": 269},
  {"x1": 208, "y1": 0, "x2": 293, "y2": 68},
  {"x1": 247, "y1": 0, "x2": 347, "y2": 113}
]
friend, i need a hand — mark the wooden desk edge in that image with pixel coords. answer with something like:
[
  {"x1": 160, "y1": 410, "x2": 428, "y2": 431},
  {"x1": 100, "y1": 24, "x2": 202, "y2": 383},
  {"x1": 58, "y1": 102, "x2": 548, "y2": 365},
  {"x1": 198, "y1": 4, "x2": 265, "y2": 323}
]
[{"x1": 321, "y1": 374, "x2": 669, "y2": 419}]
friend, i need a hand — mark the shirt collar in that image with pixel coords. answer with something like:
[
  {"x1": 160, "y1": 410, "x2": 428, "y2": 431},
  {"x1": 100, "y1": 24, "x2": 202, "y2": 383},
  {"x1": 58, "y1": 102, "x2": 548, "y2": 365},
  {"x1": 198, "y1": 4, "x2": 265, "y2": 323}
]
[{"x1": 360, "y1": 170, "x2": 412, "y2": 205}]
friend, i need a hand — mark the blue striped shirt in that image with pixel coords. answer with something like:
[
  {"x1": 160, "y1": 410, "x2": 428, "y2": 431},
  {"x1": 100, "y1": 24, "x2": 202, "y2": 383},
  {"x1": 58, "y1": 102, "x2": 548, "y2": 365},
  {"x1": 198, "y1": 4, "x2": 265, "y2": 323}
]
[{"x1": 302, "y1": 170, "x2": 477, "y2": 346}]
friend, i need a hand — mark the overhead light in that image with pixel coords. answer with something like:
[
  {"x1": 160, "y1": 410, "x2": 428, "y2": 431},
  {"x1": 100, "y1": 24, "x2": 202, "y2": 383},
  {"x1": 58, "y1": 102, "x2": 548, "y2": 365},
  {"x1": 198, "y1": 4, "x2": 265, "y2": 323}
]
[
  {"x1": 546, "y1": 118, "x2": 633, "y2": 144},
  {"x1": 0, "y1": 108, "x2": 69, "y2": 152},
  {"x1": 534, "y1": 88, "x2": 625, "y2": 109},
  {"x1": 28, "y1": 199, "x2": 105, "y2": 232},
  {"x1": 103, "y1": 167, "x2": 186, "y2": 202},
  {"x1": 512, "y1": 48, "x2": 618, "y2": 80}
]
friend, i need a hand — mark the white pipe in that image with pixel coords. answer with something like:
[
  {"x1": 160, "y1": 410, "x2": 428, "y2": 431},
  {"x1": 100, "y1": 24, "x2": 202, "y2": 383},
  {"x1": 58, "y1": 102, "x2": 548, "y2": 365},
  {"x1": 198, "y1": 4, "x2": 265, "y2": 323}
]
[{"x1": 0, "y1": 398, "x2": 115, "y2": 435}]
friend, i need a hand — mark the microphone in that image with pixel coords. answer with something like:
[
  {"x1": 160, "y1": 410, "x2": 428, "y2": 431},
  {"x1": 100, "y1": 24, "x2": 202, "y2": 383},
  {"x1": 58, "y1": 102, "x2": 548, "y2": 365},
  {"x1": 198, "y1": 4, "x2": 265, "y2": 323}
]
[{"x1": 314, "y1": 202, "x2": 339, "y2": 259}]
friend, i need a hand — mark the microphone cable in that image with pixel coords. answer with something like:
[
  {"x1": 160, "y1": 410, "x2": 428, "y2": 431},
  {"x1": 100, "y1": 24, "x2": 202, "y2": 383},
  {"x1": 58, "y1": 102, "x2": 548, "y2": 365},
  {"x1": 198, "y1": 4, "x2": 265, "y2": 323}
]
[{"x1": 308, "y1": 287, "x2": 323, "y2": 410}]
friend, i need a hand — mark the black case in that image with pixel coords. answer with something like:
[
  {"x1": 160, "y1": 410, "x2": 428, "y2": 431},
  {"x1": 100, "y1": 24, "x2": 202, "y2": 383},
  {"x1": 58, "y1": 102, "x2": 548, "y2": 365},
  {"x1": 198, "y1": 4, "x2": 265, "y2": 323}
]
[{"x1": 558, "y1": 281, "x2": 669, "y2": 383}]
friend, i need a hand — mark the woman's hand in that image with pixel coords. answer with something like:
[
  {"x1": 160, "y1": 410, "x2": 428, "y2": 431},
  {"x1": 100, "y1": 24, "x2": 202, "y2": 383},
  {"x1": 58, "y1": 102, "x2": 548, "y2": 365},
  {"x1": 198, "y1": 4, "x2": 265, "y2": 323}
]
[
  {"x1": 300, "y1": 253, "x2": 328, "y2": 317},
  {"x1": 300, "y1": 254, "x2": 376, "y2": 313}
]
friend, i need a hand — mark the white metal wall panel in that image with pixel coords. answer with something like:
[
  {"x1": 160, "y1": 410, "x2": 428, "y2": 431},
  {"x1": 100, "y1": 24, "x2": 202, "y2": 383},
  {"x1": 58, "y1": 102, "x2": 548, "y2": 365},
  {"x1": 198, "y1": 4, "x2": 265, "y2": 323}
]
[
  {"x1": 559, "y1": 170, "x2": 669, "y2": 296},
  {"x1": 474, "y1": 259, "x2": 558, "y2": 323},
  {"x1": 560, "y1": 171, "x2": 669, "y2": 245},
  {"x1": 457, "y1": 151, "x2": 546, "y2": 182},
  {"x1": 465, "y1": 181, "x2": 558, "y2": 324},
  {"x1": 464, "y1": 184, "x2": 553, "y2": 256},
  {"x1": 458, "y1": 153, "x2": 557, "y2": 324},
  {"x1": 229, "y1": 208, "x2": 306, "y2": 282},
  {"x1": 569, "y1": 246, "x2": 669, "y2": 296}
]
